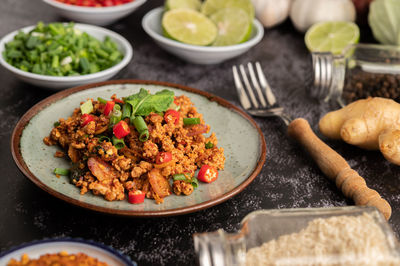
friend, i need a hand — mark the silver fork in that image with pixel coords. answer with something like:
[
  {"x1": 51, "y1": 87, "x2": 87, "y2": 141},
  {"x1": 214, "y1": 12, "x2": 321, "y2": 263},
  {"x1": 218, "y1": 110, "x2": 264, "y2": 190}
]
[
  {"x1": 232, "y1": 62, "x2": 292, "y2": 125},
  {"x1": 232, "y1": 62, "x2": 392, "y2": 220}
]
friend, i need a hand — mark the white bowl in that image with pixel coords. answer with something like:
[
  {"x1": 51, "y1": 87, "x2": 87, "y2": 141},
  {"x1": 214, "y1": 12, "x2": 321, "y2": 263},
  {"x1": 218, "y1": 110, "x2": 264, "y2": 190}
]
[
  {"x1": 142, "y1": 7, "x2": 264, "y2": 65},
  {"x1": 42, "y1": 0, "x2": 147, "y2": 26},
  {"x1": 0, "y1": 23, "x2": 133, "y2": 90}
]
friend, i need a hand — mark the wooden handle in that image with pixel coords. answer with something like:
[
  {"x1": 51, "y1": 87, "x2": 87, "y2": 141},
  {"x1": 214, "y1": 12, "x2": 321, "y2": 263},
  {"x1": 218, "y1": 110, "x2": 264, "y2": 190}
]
[{"x1": 287, "y1": 118, "x2": 392, "y2": 220}]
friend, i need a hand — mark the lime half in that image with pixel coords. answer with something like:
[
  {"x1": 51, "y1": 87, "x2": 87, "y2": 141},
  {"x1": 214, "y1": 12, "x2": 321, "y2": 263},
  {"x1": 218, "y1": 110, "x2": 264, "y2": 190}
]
[
  {"x1": 210, "y1": 8, "x2": 252, "y2": 46},
  {"x1": 165, "y1": 0, "x2": 202, "y2": 11},
  {"x1": 305, "y1": 21, "x2": 360, "y2": 55},
  {"x1": 201, "y1": 0, "x2": 255, "y2": 19},
  {"x1": 162, "y1": 9, "x2": 218, "y2": 46}
]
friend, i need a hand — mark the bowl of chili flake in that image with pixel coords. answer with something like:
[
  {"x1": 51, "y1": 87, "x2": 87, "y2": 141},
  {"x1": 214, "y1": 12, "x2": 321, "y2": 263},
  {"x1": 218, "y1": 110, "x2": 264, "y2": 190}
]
[{"x1": 42, "y1": 0, "x2": 147, "y2": 26}]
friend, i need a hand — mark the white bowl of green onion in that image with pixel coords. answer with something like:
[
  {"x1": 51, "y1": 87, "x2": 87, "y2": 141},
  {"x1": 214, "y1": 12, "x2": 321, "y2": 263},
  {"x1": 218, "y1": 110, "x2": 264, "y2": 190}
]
[{"x1": 0, "y1": 22, "x2": 133, "y2": 90}]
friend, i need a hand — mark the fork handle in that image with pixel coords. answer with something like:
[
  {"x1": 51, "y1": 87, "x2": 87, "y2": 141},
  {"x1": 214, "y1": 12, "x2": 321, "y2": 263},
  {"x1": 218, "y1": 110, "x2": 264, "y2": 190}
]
[{"x1": 287, "y1": 118, "x2": 392, "y2": 220}]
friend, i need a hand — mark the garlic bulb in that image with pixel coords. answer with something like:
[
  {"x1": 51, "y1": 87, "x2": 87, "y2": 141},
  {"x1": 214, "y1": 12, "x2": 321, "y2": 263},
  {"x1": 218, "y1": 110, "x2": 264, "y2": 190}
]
[
  {"x1": 252, "y1": 0, "x2": 292, "y2": 28},
  {"x1": 290, "y1": 0, "x2": 356, "y2": 32}
]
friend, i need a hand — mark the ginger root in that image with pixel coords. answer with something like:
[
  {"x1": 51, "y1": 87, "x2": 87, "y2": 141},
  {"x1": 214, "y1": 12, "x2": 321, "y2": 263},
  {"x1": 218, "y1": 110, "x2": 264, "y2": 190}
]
[{"x1": 319, "y1": 97, "x2": 400, "y2": 165}]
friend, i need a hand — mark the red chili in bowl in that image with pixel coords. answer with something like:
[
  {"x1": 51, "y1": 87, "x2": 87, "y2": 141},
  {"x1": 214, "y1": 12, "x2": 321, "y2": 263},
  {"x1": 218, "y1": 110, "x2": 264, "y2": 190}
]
[{"x1": 55, "y1": 0, "x2": 133, "y2": 7}]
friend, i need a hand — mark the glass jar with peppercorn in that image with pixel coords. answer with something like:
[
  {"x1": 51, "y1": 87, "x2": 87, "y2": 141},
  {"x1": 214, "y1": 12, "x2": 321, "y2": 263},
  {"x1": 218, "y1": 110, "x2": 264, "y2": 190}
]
[{"x1": 309, "y1": 44, "x2": 400, "y2": 107}]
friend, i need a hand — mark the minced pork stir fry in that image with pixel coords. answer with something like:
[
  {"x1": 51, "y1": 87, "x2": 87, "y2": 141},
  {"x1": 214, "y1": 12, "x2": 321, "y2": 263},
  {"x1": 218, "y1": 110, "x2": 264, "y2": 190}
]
[{"x1": 43, "y1": 89, "x2": 225, "y2": 204}]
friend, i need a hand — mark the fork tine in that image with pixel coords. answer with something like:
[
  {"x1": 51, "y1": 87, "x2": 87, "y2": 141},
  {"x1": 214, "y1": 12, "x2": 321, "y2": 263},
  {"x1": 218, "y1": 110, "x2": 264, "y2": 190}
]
[
  {"x1": 239, "y1": 64, "x2": 259, "y2": 109},
  {"x1": 232, "y1": 66, "x2": 251, "y2": 110},
  {"x1": 255, "y1": 62, "x2": 277, "y2": 106},
  {"x1": 248, "y1": 62, "x2": 267, "y2": 108}
]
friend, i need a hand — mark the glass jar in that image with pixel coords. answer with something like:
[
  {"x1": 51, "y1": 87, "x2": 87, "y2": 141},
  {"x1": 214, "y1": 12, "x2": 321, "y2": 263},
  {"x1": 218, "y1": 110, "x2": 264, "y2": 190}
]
[
  {"x1": 193, "y1": 206, "x2": 400, "y2": 266},
  {"x1": 310, "y1": 44, "x2": 400, "y2": 107}
]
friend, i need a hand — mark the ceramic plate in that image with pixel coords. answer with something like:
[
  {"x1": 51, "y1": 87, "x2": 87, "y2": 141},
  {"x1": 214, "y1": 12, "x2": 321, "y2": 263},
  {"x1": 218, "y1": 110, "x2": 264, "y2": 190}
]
[
  {"x1": 0, "y1": 238, "x2": 135, "y2": 265},
  {"x1": 11, "y1": 80, "x2": 266, "y2": 217}
]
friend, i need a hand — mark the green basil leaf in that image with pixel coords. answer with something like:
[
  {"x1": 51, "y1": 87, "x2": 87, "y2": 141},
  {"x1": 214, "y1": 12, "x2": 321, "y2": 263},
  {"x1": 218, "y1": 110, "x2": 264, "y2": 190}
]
[{"x1": 125, "y1": 88, "x2": 174, "y2": 117}]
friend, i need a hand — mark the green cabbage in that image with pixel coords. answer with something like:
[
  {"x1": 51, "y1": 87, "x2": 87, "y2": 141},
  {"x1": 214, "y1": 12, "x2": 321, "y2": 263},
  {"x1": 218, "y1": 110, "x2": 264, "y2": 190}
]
[{"x1": 369, "y1": 0, "x2": 400, "y2": 45}]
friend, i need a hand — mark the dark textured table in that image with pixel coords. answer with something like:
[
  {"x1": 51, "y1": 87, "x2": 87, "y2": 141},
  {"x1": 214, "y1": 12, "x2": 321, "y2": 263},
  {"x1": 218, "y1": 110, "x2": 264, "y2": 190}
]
[{"x1": 1, "y1": 1, "x2": 399, "y2": 265}]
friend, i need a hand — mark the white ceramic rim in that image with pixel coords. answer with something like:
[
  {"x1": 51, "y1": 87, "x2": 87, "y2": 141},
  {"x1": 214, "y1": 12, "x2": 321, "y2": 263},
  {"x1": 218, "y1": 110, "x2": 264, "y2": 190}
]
[
  {"x1": 42, "y1": 0, "x2": 147, "y2": 13},
  {"x1": 0, "y1": 23, "x2": 133, "y2": 82},
  {"x1": 142, "y1": 7, "x2": 264, "y2": 52}
]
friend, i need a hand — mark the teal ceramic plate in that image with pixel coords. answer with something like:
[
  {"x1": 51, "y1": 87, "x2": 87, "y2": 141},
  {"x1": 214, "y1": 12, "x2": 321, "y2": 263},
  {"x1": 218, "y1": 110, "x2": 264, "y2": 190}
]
[{"x1": 11, "y1": 80, "x2": 266, "y2": 217}]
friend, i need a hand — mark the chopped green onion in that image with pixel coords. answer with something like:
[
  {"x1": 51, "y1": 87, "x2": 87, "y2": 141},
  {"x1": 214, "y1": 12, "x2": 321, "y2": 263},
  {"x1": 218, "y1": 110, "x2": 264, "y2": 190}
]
[
  {"x1": 97, "y1": 97, "x2": 108, "y2": 104},
  {"x1": 183, "y1": 117, "x2": 200, "y2": 125},
  {"x1": 98, "y1": 136, "x2": 110, "y2": 143},
  {"x1": 54, "y1": 168, "x2": 70, "y2": 176},
  {"x1": 205, "y1": 142, "x2": 214, "y2": 149},
  {"x1": 139, "y1": 130, "x2": 149, "y2": 142},
  {"x1": 54, "y1": 121, "x2": 60, "y2": 127},
  {"x1": 132, "y1": 116, "x2": 148, "y2": 133},
  {"x1": 79, "y1": 57, "x2": 90, "y2": 73},
  {"x1": 113, "y1": 104, "x2": 121, "y2": 111},
  {"x1": 173, "y1": 173, "x2": 189, "y2": 181},
  {"x1": 112, "y1": 136, "x2": 125, "y2": 149},
  {"x1": 191, "y1": 177, "x2": 199, "y2": 188},
  {"x1": 132, "y1": 116, "x2": 149, "y2": 142},
  {"x1": 122, "y1": 104, "x2": 132, "y2": 119},
  {"x1": 80, "y1": 99, "x2": 93, "y2": 114}
]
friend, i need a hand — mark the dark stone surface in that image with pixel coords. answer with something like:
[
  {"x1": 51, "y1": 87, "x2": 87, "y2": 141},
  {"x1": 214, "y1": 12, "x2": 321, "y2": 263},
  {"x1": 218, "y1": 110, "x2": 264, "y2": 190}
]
[{"x1": 1, "y1": 1, "x2": 399, "y2": 265}]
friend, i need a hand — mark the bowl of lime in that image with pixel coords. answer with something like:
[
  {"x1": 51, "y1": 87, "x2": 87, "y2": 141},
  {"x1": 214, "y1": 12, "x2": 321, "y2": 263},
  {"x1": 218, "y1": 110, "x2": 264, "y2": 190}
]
[
  {"x1": 0, "y1": 22, "x2": 132, "y2": 89},
  {"x1": 142, "y1": 0, "x2": 264, "y2": 65}
]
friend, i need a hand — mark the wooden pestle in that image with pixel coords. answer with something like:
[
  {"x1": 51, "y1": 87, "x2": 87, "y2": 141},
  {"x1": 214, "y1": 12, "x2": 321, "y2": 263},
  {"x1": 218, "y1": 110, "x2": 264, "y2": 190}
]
[{"x1": 287, "y1": 118, "x2": 392, "y2": 220}]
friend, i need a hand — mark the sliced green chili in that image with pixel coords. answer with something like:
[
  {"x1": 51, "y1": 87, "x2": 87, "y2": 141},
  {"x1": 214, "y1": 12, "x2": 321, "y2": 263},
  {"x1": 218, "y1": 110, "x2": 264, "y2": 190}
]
[
  {"x1": 112, "y1": 136, "x2": 125, "y2": 149},
  {"x1": 97, "y1": 97, "x2": 108, "y2": 104},
  {"x1": 205, "y1": 142, "x2": 214, "y2": 149},
  {"x1": 183, "y1": 117, "x2": 200, "y2": 125},
  {"x1": 122, "y1": 103, "x2": 132, "y2": 119},
  {"x1": 54, "y1": 121, "x2": 60, "y2": 127},
  {"x1": 54, "y1": 168, "x2": 70, "y2": 176}
]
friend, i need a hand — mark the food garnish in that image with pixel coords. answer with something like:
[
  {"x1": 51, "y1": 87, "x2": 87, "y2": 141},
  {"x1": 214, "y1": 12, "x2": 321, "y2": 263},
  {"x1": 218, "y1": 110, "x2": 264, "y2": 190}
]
[
  {"x1": 128, "y1": 190, "x2": 145, "y2": 204},
  {"x1": 197, "y1": 165, "x2": 218, "y2": 183}
]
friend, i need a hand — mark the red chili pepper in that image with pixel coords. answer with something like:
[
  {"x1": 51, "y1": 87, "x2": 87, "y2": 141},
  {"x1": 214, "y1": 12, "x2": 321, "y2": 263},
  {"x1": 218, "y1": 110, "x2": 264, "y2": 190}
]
[
  {"x1": 155, "y1": 152, "x2": 172, "y2": 164},
  {"x1": 197, "y1": 165, "x2": 218, "y2": 183},
  {"x1": 113, "y1": 98, "x2": 124, "y2": 104},
  {"x1": 103, "y1": 101, "x2": 115, "y2": 116},
  {"x1": 113, "y1": 120, "x2": 130, "y2": 139},
  {"x1": 81, "y1": 114, "x2": 95, "y2": 127},
  {"x1": 164, "y1": 109, "x2": 180, "y2": 125},
  {"x1": 128, "y1": 190, "x2": 145, "y2": 204}
]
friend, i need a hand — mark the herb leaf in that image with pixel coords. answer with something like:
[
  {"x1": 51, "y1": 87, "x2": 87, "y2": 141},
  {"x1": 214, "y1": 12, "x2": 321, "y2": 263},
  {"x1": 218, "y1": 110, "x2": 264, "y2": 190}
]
[{"x1": 125, "y1": 88, "x2": 174, "y2": 117}]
